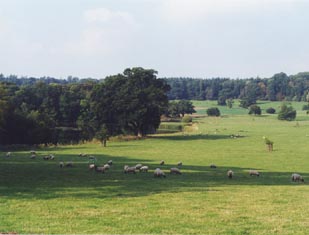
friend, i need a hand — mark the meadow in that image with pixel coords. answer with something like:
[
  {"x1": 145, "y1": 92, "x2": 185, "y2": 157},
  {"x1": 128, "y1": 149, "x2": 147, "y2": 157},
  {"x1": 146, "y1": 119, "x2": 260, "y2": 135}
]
[{"x1": 0, "y1": 101, "x2": 309, "y2": 234}]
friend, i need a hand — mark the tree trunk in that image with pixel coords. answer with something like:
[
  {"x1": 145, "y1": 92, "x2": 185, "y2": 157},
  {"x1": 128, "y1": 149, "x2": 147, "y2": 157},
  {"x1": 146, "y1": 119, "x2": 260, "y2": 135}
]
[{"x1": 102, "y1": 139, "x2": 107, "y2": 147}]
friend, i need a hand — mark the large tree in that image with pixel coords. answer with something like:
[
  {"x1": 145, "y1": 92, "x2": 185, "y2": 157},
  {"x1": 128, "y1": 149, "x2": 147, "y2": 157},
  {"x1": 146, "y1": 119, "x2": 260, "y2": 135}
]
[{"x1": 91, "y1": 67, "x2": 170, "y2": 137}]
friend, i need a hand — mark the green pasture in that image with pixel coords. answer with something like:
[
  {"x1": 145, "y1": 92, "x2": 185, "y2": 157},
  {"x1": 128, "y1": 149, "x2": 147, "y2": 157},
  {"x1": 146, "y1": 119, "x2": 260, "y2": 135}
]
[{"x1": 0, "y1": 101, "x2": 309, "y2": 234}]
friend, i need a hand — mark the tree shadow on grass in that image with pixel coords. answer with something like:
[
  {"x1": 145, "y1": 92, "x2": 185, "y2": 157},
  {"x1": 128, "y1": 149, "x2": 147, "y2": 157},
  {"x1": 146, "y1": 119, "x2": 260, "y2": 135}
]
[
  {"x1": 0, "y1": 154, "x2": 308, "y2": 200},
  {"x1": 149, "y1": 134, "x2": 235, "y2": 141}
]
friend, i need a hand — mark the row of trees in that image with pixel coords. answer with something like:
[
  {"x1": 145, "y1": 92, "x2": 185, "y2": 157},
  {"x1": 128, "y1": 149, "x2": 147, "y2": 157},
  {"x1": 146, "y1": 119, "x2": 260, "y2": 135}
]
[
  {"x1": 164, "y1": 72, "x2": 309, "y2": 104},
  {"x1": 0, "y1": 68, "x2": 170, "y2": 145}
]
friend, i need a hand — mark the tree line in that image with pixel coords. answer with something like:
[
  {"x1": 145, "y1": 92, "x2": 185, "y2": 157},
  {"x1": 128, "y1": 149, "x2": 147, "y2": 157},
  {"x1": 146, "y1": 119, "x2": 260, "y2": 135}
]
[
  {"x1": 1, "y1": 69, "x2": 309, "y2": 145},
  {"x1": 0, "y1": 68, "x2": 169, "y2": 145}
]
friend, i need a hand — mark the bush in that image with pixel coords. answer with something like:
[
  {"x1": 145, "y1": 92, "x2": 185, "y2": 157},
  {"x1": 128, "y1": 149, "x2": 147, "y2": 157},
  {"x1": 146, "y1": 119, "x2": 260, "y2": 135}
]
[
  {"x1": 182, "y1": 115, "x2": 193, "y2": 123},
  {"x1": 302, "y1": 104, "x2": 309, "y2": 110},
  {"x1": 266, "y1": 107, "x2": 276, "y2": 114},
  {"x1": 248, "y1": 105, "x2": 261, "y2": 115},
  {"x1": 206, "y1": 107, "x2": 220, "y2": 117},
  {"x1": 278, "y1": 104, "x2": 296, "y2": 121}
]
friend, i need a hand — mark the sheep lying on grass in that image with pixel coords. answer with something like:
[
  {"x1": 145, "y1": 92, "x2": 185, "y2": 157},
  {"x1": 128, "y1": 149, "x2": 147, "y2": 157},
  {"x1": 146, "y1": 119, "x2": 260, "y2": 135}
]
[
  {"x1": 227, "y1": 170, "x2": 234, "y2": 179},
  {"x1": 249, "y1": 170, "x2": 260, "y2": 177},
  {"x1": 177, "y1": 162, "x2": 182, "y2": 167},
  {"x1": 210, "y1": 164, "x2": 217, "y2": 168},
  {"x1": 170, "y1": 167, "x2": 182, "y2": 175},
  {"x1": 79, "y1": 153, "x2": 87, "y2": 157},
  {"x1": 160, "y1": 160, "x2": 165, "y2": 165},
  {"x1": 43, "y1": 155, "x2": 50, "y2": 160},
  {"x1": 43, "y1": 154, "x2": 55, "y2": 160},
  {"x1": 291, "y1": 173, "x2": 304, "y2": 182},
  {"x1": 154, "y1": 168, "x2": 166, "y2": 178},
  {"x1": 139, "y1": 166, "x2": 149, "y2": 172},
  {"x1": 124, "y1": 165, "x2": 136, "y2": 174},
  {"x1": 30, "y1": 150, "x2": 36, "y2": 155},
  {"x1": 30, "y1": 154, "x2": 36, "y2": 159}
]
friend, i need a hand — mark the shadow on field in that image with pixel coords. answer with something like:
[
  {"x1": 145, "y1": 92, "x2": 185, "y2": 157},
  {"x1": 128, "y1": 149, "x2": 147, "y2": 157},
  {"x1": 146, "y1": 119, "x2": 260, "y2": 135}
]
[
  {"x1": 0, "y1": 152, "x2": 308, "y2": 200},
  {"x1": 149, "y1": 134, "x2": 234, "y2": 141}
]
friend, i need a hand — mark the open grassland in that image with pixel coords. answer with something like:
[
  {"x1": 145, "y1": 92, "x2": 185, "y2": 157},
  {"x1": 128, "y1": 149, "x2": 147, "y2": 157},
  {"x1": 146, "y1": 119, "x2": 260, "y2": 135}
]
[{"x1": 1, "y1": 101, "x2": 309, "y2": 234}]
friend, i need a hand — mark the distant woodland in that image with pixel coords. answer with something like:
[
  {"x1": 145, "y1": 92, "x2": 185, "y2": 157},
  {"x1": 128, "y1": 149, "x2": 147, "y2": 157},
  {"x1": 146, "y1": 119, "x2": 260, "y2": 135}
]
[{"x1": 1, "y1": 70, "x2": 309, "y2": 145}]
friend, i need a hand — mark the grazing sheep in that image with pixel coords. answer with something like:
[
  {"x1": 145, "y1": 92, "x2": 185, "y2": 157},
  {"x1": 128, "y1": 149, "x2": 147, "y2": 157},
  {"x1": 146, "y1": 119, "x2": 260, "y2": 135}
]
[
  {"x1": 160, "y1": 160, "x2": 165, "y2": 165},
  {"x1": 95, "y1": 165, "x2": 106, "y2": 173},
  {"x1": 170, "y1": 167, "x2": 182, "y2": 175},
  {"x1": 6, "y1": 152, "x2": 11, "y2": 157},
  {"x1": 79, "y1": 153, "x2": 87, "y2": 157},
  {"x1": 227, "y1": 170, "x2": 234, "y2": 179},
  {"x1": 124, "y1": 165, "x2": 136, "y2": 174},
  {"x1": 49, "y1": 154, "x2": 55, "y2": 160},
  {"x1": 249, "y1": 170, "x2": 260, "y2": 177},
  {"x1": 103, "y1": 164, "x2": 110, "y2": 170},
  {"x1": 107, "y1": 160, "x2": 113, "y2": 165},
  {"x1": 135, "y1": 164, "x2": 143, "y2": 170},
  {"x1": 291, "y1": 173, "x2": 304, "y2": 182},
  {"x1": 59, "y1": 161, "x2": 64, "y2": 168},
  {"x1": 30, "y1": 154, "x2": 36, "y2": 159},
  {"x1": 210, "y1": 164, "x2": 217, "y2": 168},
  {"x1": 89, "y1": 164, "x2": 95, "y2": 170},
  {"x1": 154, "y1": 168, "x2": 166, "y2": 178},
  {"x1": 177, "y1": 162, "x2": 182, "y2": 167},
  {"x1": 65, "y1": 161, "x2": 73, "y2": 167},
  {"x1": 139, "y1": 166, "x2": 149, "y2": 172}
]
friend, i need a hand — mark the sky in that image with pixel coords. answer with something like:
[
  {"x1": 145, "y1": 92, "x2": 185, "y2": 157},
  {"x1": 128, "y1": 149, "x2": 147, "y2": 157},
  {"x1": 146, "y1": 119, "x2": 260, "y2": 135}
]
[{"x1": 0, "y1": 0, "x2": 308, "y2": 79}]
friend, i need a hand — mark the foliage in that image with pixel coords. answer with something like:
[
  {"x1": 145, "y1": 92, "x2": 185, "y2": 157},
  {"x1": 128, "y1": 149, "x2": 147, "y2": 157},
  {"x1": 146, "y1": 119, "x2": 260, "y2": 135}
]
[
  {"x1": 166, "y1": 100, "x2": 196, "y2": 117},
  {"x1": 266, "y1": 107, "x2": 276, "y2": 114},
  {"x1": 226, "y1": 98, "x2": 234, "y2": 108},
  {"x1": 217, "y1": 96, "x2": 226, "y2": 105},
  {"x1": 278, "y1": 104, "x2": 297, "y2": 121},
  {"x1": 206, "y1": 107, "x2": 221, "y2": 116},
  {"x1": 248, "y1": 105, "x2": 261, "y2": 115},
  {"x1": 302, "y1": 104, "x2": 309, "y2": 110}
]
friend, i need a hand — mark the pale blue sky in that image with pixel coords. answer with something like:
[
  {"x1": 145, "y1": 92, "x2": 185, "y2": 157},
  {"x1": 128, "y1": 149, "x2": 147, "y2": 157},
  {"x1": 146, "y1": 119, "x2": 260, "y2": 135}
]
[{"x1": 0, "y1": 0, "x2": 308, "y2": 79}]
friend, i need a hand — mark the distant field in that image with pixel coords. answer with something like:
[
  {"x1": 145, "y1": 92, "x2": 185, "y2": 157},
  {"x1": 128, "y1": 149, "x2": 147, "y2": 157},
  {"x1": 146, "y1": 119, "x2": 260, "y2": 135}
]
[{"x1": 0, "y1": 101, "x2": 308, "y2": 234}]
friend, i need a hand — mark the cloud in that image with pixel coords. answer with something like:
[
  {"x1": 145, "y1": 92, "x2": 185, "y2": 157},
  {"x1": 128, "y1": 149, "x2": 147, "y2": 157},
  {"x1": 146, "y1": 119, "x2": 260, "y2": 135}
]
[
  {"x1": 161, "y1": 0, "x2": 301, "y2": 23},
  {"x1": 64, "y1": 8, "x2": 138, "y2": 56}
]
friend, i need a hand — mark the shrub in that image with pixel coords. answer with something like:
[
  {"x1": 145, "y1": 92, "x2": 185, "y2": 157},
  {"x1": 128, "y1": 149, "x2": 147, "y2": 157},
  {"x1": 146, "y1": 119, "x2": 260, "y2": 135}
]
[
  {"x1": 278, "y1": 104, "x2": 296, "y2": 121},
  {"x1": 302, "y1": 104, "x2": 309, "y2": 110},
  {"x1": 248, "y1": 105, "x2": 261, "y2": 115},
  {"x1": 182, "y1": 115, "x2": 193, "y2": 123},
  {"x1": 266, "y1": 107, "x2": 276, "y2": 114},
  {"x1": 206, "y1": 107, "x2": 221, "y2": 117}
]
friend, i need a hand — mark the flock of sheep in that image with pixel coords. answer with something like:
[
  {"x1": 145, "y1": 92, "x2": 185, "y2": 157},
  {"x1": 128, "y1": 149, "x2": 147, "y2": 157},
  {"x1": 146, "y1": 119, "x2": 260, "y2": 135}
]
[{"x1": 4, "y1": 151, "x2": 305, "y2": 182}]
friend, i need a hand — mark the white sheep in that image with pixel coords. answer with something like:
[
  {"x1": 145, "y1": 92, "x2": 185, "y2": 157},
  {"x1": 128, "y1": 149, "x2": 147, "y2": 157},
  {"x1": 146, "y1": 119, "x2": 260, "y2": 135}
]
[
  {"x1": 210, "y1": 164, "x2": 217, "y2": 168},
  {"x1": 30, "y1": 150, "x2": 36, "y2": 155},
  {"x1": 139, "y1": 166, "x2": 149, "y2": 172},
  {"x1": 43, "y1": 155, "x2": 50, "y2": 160},
  {"x1": 154, "y1": 168, "x2": 166, "y2": 178},
  {"x1": 30, "y1": 154, "x2": 36, "y2": 159},
  {"x1": 79, "y1": 153, "x2": 87, "y2": 157},
  {"x1": 89, "y1": 164, "x2": 95, "y2": 170},
  {"x1": 227, "y1": 170, "x2": 234, "y2": 179},
  {"x1": 49, "y1": 154, "x2": 55, "y2": 160},
  {"x1": 59, "y1": 161, "x2": 64, "y2": 168},
  {"x1": 249, "y1": 170, "x2": 260, "y2": 177},
  {"x1": 124, "y1": 165, "x2": 136, "y2": 174},
  {"x1": 160, "y1": 160, "x2": 165, "y2": 165},
  {"x1": 103, "y1": 164, "x2": 110, "y2": 170},
  {"x1": 107, "y1": 160, "x2": 113, "y2": 165},
  {"x1": 170, "y1": 167, "x2": 182, "y2": 175},
  {"x1": 95, "y1": 165, "x2": 106, "y2": 173},
  {"x1": 135, "y1": 164, "x2": 143, "y2": 170},
  {"x1": 291, "y1": 173, "x2": 304, "y2": 182},
  {"x1": 6, "y1": 152, "x2": 11, "y2": 157},
  {"x1": 177, "y1": 162, "x2": 182, "y2": 167}
]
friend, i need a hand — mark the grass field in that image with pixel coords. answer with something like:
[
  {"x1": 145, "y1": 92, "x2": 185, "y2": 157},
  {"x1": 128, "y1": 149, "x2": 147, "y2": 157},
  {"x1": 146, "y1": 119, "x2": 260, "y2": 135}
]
[{"x1": 0, "y1": 101, "x2": 309, "y2": 234}]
